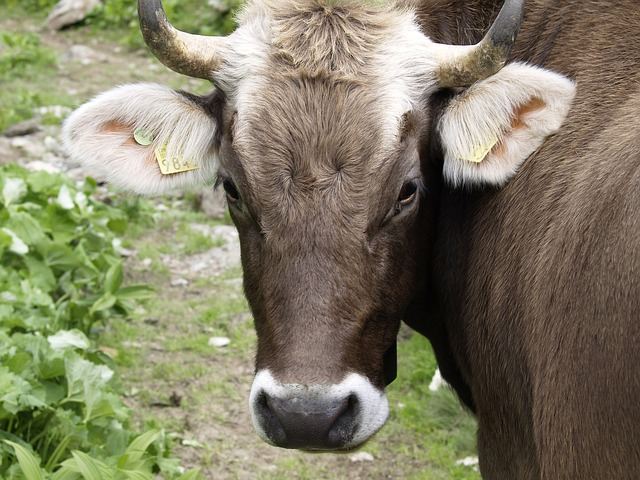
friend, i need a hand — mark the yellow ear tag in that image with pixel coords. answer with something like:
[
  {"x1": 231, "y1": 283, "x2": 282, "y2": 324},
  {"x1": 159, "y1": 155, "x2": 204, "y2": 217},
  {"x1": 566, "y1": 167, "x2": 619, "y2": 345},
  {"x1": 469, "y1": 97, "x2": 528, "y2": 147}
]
[
  {"x1": 155, "y1": 143, "x2": 198, "y2": 175},
  {"x1": 465, "y1": 132, "x2": 500, "y2": 164}
]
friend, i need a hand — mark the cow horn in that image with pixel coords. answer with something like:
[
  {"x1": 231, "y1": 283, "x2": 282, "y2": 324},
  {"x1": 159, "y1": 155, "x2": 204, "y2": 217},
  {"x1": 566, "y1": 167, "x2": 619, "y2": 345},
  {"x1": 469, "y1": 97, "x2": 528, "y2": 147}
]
[
  {"x1": 435, "y1": 0, "x2": 525, "y2": 88},
  {"x1": 138, "y1": 0, "x2": 227, "y2": 80}
]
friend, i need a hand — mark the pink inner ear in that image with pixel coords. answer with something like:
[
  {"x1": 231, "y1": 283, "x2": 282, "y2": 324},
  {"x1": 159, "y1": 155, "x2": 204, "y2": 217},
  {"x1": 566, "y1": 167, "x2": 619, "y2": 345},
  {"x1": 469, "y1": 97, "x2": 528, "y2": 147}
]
[
  {"x1": 489, "y1": 97, "x2": 547, "y2": 159},
  {"x1": 100, "y1": 120, "x2": 158, "y2": 166},
  {"x1": 101, "y1": 120, "x2": 135, "y2": 144},
  {"x1": 511, "y1": 97, "x2": 546, "y2": 129}
]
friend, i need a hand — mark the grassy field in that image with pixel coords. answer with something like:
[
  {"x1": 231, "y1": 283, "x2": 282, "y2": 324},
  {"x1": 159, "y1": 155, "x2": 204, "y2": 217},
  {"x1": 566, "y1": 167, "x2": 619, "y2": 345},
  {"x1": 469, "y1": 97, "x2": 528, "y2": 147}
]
[{"x1": 0, "y1": 3, "x2": 480, "y2": 478}]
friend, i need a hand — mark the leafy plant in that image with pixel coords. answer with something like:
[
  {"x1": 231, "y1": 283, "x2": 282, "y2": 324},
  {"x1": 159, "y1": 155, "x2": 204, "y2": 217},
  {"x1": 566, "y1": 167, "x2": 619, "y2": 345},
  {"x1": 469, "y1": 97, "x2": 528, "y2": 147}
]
[
  {"x1": 0, "y1": 165, "x2": 195, "y2": 478},
  {"x1": 4, "y1": 430, "x2": 201, "y2": 480}
]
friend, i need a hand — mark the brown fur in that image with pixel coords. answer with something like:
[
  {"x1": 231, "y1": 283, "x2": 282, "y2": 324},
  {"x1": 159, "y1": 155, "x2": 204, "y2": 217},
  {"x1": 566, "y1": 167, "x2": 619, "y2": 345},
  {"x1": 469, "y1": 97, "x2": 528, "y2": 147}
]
[{"x1": 405, "y1": 1, "x2": 640, "y2": 478}]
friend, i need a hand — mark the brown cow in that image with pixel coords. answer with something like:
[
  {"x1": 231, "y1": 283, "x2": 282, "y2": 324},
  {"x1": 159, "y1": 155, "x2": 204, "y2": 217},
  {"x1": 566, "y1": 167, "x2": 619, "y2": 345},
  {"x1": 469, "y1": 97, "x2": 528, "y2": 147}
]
[{"x1": 62, "y1": 0, "x2": 639, "y2": 478}]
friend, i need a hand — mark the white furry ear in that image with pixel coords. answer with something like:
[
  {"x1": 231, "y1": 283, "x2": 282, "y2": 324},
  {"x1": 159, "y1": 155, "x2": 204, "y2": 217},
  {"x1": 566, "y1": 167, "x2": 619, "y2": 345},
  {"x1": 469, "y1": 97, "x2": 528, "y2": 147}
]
[
  {"x1": 438, "y1": 63, "x2": 576, "y2": 188},
  {"x1": 62, "y1": 83, "x2": 219, "y2": 195}
]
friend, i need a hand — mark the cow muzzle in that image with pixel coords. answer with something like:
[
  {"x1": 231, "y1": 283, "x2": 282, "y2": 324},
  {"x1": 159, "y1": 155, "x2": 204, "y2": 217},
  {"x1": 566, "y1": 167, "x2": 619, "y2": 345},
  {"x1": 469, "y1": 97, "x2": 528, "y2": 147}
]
[{"x1": 249, "y1": 370, "x2": 389, "y2": 450}]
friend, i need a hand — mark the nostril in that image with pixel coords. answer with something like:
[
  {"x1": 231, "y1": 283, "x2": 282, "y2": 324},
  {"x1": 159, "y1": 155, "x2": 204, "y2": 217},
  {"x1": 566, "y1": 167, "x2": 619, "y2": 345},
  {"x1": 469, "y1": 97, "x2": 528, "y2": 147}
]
[
  {"x1": 256, "y1": 392, "x2": 286, "y2": 445},
  {"x1": 327, "y1": 394, "x2": 358, "y2": 444}
]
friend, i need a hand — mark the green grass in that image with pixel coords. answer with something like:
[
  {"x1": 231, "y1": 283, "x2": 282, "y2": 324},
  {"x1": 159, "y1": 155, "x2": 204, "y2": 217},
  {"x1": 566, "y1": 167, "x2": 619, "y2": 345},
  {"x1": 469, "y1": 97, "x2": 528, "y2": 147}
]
[{"x1": 0, "y1": 31, "x2": 75, "y2": 132}]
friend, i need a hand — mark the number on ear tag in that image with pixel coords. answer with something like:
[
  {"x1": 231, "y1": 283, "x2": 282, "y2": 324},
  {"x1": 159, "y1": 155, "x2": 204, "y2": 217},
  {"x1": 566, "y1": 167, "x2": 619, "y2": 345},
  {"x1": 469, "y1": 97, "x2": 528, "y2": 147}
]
[{"x1": 155, "y1": 144, "x2": 198, "y2": 175}]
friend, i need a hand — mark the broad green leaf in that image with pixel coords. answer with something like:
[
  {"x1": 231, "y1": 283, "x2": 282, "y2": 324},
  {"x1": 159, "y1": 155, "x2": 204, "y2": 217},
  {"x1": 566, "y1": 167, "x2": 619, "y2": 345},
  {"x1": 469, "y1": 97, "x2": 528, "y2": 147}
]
[
  {"x1": 0, "y1": 366, "x2": 34, "y2": 415},
  {"x1": 41, "y1": 243, "x2": 81, "y2": 270},
  {"x1": 64, "y1": 351, "x2": 114, "y2": 404},
  {"x1": 4, "y1": 440, "x2": 46, "y2": 480},
  {"x1": 0, "y1": 303, "x2": 14, "y2": 321},
  {"x1": 26, "y1": 170, "x2": 62, "y2": 194},
  {"x1": 70, "y1": 451, "x2": 112, "y2": 480},
  {"x1": 4, "y1": 211, "x2": 46, "y2": 245},
  {"x1": 56, "y1": 184, "x2": 75, "y2": 210},
  {"x1": 20, "y1": 279, "x2": 54, "y2": 308},
  {"x1": 104, "y1": 261, "x2": 123, "y2": 294},
  {"x1": 2, "y1": 227, "x2": 29, "y2": 254},
  {"x1": 24, "y1": 255, "x2": 57, "y2": 291},
  {"x1": 51, "y1": 467, "x2": 81, "y2": 480},
  {"x1": 122, "y1": 429, "x2": 161, "y2": 464},
  {"x1": 2, "y1": 177, "x2": 27, "y2": 205},
  {"x1": 119, "y1": 470, "x2": 153, "y2": 480},
  {"x1": 178, "y1": 469, "x2": 202, "y2": 480},
  {"x1": 48, "y1": 330, "x2": 91, "y2": 351},
  {"x1": 46, "y1": 205, "x2": 79, "y2": 244},
  {"x1": 0, "y1": 228, "x2": 12, "y2": 254},
  {"x1": 115, "y1": 285, "x2": 155, "y2": 300},
  {"x1": 89, "y1": 292, "x2": 116, "y2": 314}
]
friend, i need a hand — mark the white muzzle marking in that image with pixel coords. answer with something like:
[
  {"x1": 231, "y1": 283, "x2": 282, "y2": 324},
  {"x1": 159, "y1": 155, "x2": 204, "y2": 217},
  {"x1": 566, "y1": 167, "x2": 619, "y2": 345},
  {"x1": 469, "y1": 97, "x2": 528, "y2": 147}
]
[{"x1": 249, "y1": 369, "x2": 389, "y2": 450}]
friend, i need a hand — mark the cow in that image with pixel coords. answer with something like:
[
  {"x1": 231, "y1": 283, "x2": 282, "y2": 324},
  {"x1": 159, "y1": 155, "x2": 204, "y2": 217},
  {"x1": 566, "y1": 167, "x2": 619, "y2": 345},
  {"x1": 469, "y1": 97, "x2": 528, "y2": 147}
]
[{"x1": 62, "y1": 0, "x2": 640, "y2": 478}]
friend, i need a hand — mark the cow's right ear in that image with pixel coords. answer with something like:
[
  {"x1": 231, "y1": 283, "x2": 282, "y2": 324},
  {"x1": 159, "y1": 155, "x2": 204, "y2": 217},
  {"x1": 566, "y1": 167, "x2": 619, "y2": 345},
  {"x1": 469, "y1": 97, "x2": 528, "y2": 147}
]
[{"x1": 62, "y1": 83, "x2": 220, "y2": 195}]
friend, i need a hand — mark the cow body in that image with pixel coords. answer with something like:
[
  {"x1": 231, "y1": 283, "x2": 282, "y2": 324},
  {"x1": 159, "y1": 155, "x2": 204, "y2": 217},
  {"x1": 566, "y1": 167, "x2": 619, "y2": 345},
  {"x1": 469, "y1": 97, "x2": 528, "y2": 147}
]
[
  {"x1": 406, "y1": 2, "x2": 640, "y2": 477},
  {"x1": 62, "y1": 0, "x2": 639, "y2": 478}
]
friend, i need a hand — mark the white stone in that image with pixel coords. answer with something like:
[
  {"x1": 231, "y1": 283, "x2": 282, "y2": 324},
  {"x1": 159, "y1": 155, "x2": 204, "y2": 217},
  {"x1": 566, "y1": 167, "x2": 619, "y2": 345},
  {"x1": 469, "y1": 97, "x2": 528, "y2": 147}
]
[
  {"x1": 456, "y1": 456, "x2": 479, "y2": 467},
  {"x1": 170, "y1": 277, "x2": 189, "y2": 287},
  {"x1": 349, "y1": 452, "x2": 374, "y2": 463},
  {"x1": 208, "y1": 337, "x2": 231, "y2": 347},
  {"x1": 47, "y1": 0, "x2": 101, "y2": 30}
]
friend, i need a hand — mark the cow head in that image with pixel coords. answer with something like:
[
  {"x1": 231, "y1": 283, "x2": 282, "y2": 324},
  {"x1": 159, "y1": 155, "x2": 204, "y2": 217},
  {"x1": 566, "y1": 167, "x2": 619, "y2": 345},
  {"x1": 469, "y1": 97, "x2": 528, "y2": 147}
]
[{"x1": 62, "y1": 0, "x2": 575, "y2": 451}]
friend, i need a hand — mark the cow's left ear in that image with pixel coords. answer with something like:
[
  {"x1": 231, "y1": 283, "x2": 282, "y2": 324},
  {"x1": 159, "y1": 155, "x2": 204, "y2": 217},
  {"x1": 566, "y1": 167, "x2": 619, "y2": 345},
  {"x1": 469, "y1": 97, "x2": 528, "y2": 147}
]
[{"x1": 437, "y1": 62, "x2": 576, "y2": 188}]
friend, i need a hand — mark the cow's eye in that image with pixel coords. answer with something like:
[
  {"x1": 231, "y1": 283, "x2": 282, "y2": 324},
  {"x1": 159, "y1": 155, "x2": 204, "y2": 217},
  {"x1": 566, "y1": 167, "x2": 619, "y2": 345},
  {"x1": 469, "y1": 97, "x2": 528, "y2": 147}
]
[
  {"x1": 223, "y1": 179, "x2": 240, "y2": 203},
  {"x1": 395, "y1": 181, "x2": 418, "y2": 214},
  {"x1": 398, "y1": 181, "x2": 417, "y2": 205}
]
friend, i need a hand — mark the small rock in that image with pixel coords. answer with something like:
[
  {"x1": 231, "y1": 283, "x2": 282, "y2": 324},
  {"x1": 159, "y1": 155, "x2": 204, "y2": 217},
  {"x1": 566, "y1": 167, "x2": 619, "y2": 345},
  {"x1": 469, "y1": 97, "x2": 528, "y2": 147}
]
[
  {"x1": 11, "y1": 137, "x2": 46, "y2": 158},
  {"x1": 208, "y1": 0, "x2": 234, "y2": 12},
  {"x1": 60, "y1": 45, "x2": 107, "y2": 65},
  {"x1": 47, "y1": 0, "x2": 102, "y2": 30},
  {"x1": 349, "y1": 452, "x2": 374, "y2": 463},
  {"x1": 142, "y1": 258, "x2": 153, "y2": 267},
  {"x1": 190, "y1": 261, "x2": 208, "y2": 273},
  {"x1": 181, "y1": 438, "x2": 205, "y2": 448},
  {"x1": 117, "y1": 247, "x2": 136, "y2": 257},
  {"x1": 456, "y1": 456, "x2": 479, "y2": 467},
  {"x1": 2, "y1": 119, "x2": 40, "y2": 137},
  {"x1": 170, "y1": 277, "x2": 189, "y2": 287},
  {"x1": 208, "y1": 336, "x2": 231, "y2": 347},
  {"x1": 44, "y1": 135, "x2": 61, "y2": 153}
]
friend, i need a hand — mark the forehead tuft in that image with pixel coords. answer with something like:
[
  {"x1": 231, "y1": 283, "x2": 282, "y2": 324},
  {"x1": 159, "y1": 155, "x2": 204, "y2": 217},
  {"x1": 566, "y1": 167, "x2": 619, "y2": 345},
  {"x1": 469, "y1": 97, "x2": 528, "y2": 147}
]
[
  {"x1": 262, "y1": 0, "x2": 403, "y2": 78},
  {"x1": 232, "y1": 0, "x2": 423, "y2": 79}
]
